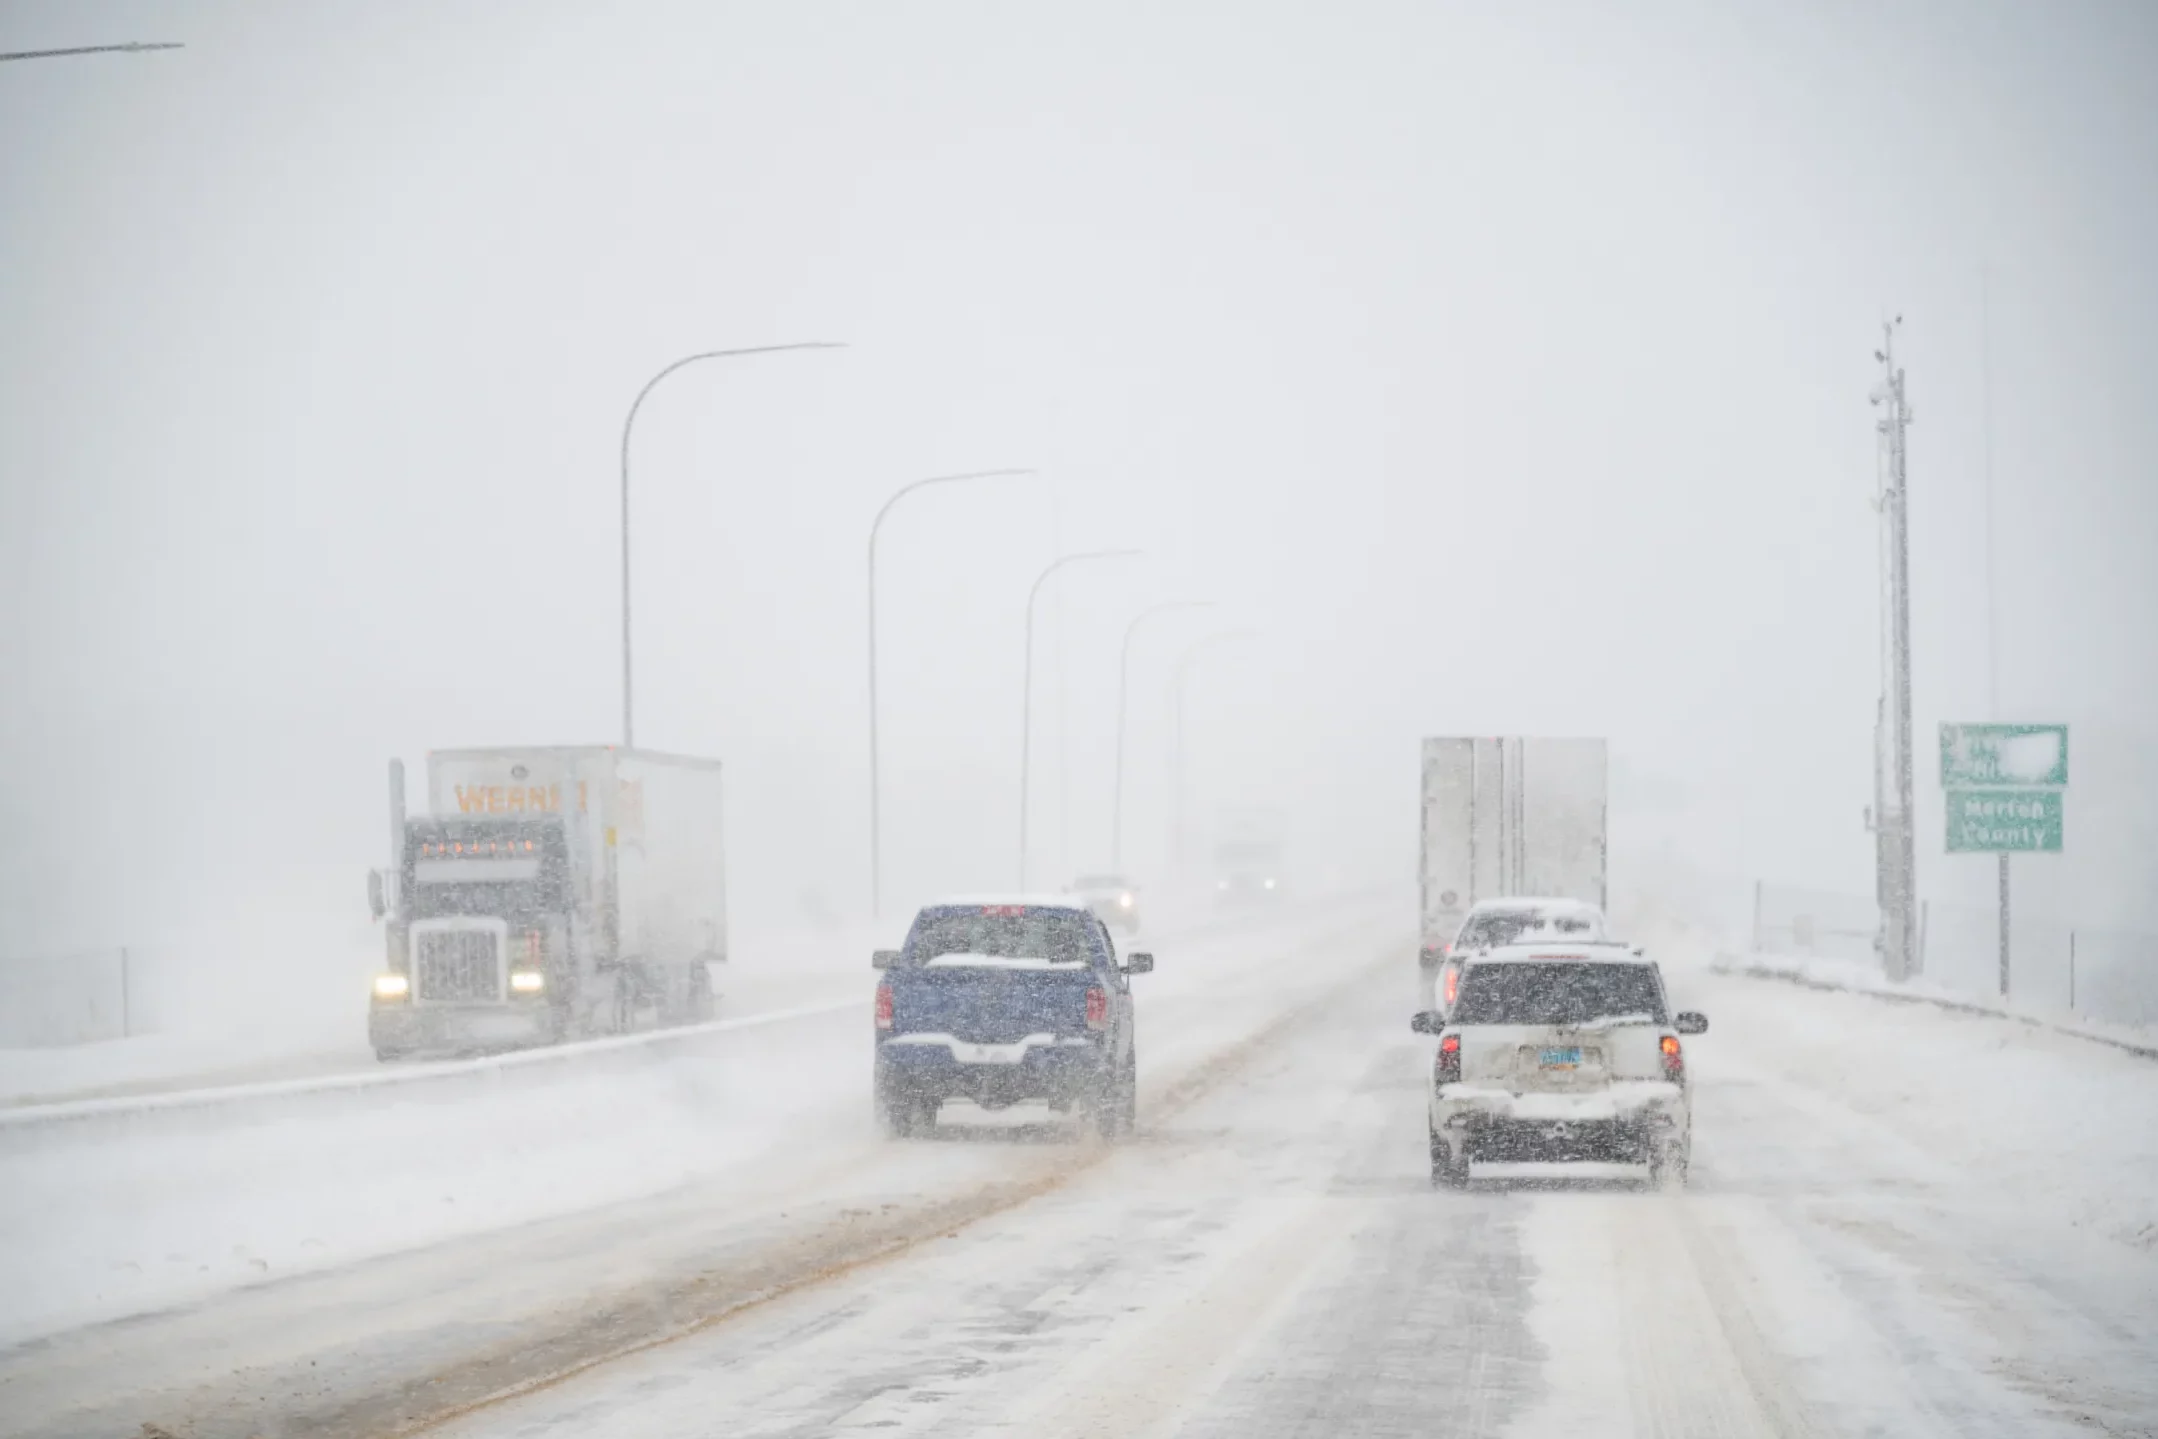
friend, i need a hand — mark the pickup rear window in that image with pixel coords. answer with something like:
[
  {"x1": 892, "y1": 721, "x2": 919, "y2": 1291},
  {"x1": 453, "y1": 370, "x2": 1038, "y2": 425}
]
[
  {"x1": 1451, "y1": 962, "x2": 1666, "y2": 1026},
  {"x1": 907, "y1": 911, "x2": 1100, "y2": 968}
]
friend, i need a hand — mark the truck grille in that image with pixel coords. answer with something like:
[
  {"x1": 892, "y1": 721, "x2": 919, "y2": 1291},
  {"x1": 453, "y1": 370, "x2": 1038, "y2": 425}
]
[{"x1": 416, "y1": 931, "x2": 501, "y2": 1002}]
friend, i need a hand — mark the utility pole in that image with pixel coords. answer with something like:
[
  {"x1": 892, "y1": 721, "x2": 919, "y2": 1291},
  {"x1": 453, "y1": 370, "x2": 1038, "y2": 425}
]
[
  {"x1": 1872, "y1": 319, "x2": 1918, "y2": 982},
  {"x1": 1981, "y1": 262, "x2": 2010, "y2": 998}
]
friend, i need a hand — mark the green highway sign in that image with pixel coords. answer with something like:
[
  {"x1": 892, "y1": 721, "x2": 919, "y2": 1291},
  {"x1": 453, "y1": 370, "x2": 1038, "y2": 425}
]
[
  {"x1": 1939, "y1": 723, "x2": 2068, "y2": 788},
  {"x1": 1946, "y1": 788, "x2": 2063, "y2": 853}
]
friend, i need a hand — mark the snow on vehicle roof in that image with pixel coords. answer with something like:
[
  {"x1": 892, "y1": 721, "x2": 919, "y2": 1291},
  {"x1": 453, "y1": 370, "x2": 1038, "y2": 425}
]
[
  {"x1": 1467, "y1": 941, "x2": 1654, "y2": 965},
  {"x1": 1467, "y1": 897, "x2": 1605, "y2": 916},
  {"x1": 920, "y1": 893, "x2": 1091, "y2": 913},
  {"x1": 921, "y1": 952, "x2": 1091, "y2": 971}
]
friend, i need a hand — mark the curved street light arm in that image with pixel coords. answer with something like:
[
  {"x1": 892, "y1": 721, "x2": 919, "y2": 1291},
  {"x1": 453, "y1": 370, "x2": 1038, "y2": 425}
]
[
  {"x1": 1018, "y1": 549, "x2": 1141, "y2": 888},
  {"x1": 867, "y1": 468, "x2": 1038, "y2": 917},
  {"x1": 1169, "y1": 629, "x2": 1257, "y2": 883},
  {"x1": 1111, "y1": 601, "x2": 1215, "y2": 871},
  {"x1": 620, "y1": 341, "x2": 847, "y2": 746}
]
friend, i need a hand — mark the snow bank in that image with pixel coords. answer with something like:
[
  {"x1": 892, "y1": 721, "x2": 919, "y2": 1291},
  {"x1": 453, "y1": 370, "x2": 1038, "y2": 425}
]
[
  {"x1": 1700, "y1": 958, "x2": 2158, "y2": 1254},
  {"x1": 1712, "y1": 949, "x2": 2158, "y2": 1060}
]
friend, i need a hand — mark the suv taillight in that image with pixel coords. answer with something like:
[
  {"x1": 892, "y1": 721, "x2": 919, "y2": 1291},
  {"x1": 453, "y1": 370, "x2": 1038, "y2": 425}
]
[
  {"x1": 1085, "y1": 986, "x2": 1108, "y2": 1031},
  {"x1": 875, "y1": 982, "x2": 893, "y2": 1031},
  {"x1": 1442, "y1": 965, "x2": 1461, "y2": 1008},
  {"x1": 1435, "y1": 1033, "x2": 1461, "y2": 1086},
  {"x1": 1660, "y1": 1033, "x2": 1684, "y2": 1081}
]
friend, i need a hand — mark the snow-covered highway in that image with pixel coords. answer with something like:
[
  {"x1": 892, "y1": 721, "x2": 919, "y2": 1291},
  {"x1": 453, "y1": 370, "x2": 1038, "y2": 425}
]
[{"x1": 3, "y1": 908, "x2": 2155, "y2": 1438}]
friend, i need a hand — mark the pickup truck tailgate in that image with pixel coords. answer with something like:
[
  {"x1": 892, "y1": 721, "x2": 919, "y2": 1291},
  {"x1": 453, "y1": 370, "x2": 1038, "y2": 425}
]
[{"x1": 891, "y1": 962, "x2": 1096, "y2": 1043}]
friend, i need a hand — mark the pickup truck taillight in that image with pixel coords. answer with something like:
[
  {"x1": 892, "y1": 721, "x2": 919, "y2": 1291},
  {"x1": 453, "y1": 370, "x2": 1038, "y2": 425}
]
[
  {"x1": 1660, "y1": 1034, "x2": 1684, "y2": 1082},
  {"x1": 1435, "y1": 1033, "x2": 1461, "y2": 1086},
  {"x1": 1085, "y1": 986, "x2": 1108, "y2": 1031},
  {"x1": 875, "y1": 982, "x2": 893, "y2": 1031}
]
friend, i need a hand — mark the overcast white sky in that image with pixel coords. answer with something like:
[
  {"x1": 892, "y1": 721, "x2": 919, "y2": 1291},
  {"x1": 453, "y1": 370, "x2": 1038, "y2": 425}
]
[{"x1": 3, "y1": 1, "x2": 2154, "y2": 983}]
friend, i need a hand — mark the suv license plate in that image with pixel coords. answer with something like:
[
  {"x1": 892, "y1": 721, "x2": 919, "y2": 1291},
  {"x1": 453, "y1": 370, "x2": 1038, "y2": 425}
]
[{"x1": 1539, "y1": 1047, "x2": 1583, "y2": 1069}]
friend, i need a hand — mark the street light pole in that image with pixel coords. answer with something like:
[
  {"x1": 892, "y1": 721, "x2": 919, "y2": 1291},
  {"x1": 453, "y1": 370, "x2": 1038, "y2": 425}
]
[
  {"x1": 1111, "y1": 601, "x2": 1214, "y2": 872},
  {"x1": 1020, "y1": 550, "x2": 1140, "y2": 888},
  {"x1": 1169, "y1": 630, "x2": 1253, "y2": 884},
  {"x1": 0, "y1": 42, "x2": 183, "y2": 61},
  {"x1": 868, "y1": 468, "x2": 1037, "y2": 918},
  {"x1": 619, "y1": 342, "x2": 845, "y2": 747}
]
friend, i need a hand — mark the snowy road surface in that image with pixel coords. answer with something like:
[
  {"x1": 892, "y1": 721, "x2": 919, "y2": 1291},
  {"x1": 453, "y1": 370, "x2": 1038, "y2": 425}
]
[{"x1": 5, "y1": 914, "x2": 2156, "y2": 1438}]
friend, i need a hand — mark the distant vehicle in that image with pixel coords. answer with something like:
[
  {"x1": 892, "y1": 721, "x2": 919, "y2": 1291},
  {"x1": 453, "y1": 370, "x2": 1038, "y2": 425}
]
[
  {"x1": 1071, "y1": 873, "x2": 1143, "y2": 933},
  {"x1": 872, "y1": 896, "x2": 1151, "y2": 1140},
  {"x1": 1413, "y1": 942, "x2": 1707, "y2": 1188},
  {"x1": 1213, "y1": 834, "x2": 1286, "y2": 907},
  {"x1": 1423, "y1": 897, "x2": 1610, "y2": 1014},
  {"x1": 1419, "y1": 736, "x2": 1608, "y2": 973},
  {"x1": 366, "y1": 747, "x2": 725, "y2": 1061}
]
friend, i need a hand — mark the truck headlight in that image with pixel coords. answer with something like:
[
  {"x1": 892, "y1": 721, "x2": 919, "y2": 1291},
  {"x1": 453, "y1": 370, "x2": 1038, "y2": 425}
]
[
  {"x1": 509, "y1": 969, "x2": 546, "y2": 994},
  {"x1": 1118, "y1": 892, "x2": 1134, "y2": 909},
  {"x1": 373, "y1": 973, "x2": 410, "y2": 1000}
]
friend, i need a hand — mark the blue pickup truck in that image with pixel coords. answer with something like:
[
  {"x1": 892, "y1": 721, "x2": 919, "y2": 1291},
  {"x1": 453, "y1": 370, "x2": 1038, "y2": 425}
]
[{"x1": 873, "y1": 896, "x2": 1153, "y2": 1139}]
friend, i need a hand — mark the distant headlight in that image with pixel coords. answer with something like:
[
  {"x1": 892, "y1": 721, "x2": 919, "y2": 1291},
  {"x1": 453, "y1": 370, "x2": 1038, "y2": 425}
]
[
  {"x1": 509, "y1": 969, "x2": 546, "y2": 994},
  {"x1": 1264, "y1": 878, "x2": 1277, "y2": 891},
  {"x1": 373, "y1": 973, "x2": 409, "y2": 1000},
  {"x1": 1118, "y1": 892, "x2": 1135, "y2": 908},
  {"x1": 1217, "y1": 879, "x2": 1230, "y2": 890}
]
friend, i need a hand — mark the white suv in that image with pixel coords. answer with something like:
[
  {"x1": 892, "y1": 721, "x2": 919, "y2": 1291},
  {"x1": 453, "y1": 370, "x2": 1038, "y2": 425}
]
[
  {"x1": 1412, "y1": 942, "x2": 1707, "y2": 1188},
  {"x1": 1418, "y1": 897, "x2": 1609, "y2": 1013}
]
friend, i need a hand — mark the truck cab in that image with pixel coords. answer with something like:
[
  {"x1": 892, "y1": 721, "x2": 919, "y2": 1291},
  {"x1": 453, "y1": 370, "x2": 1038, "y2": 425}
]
[
  {"x1": 368, "y1": 747, "x2": 725, "y2": 1060},
  {"x1": 370, "y1": 817, "x2": 579, "y2": 1058}
]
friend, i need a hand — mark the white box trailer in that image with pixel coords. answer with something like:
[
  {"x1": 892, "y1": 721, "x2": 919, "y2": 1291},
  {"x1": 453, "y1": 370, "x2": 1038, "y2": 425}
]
[
  {"x1": 1419, "y1": 736, "x2": 1608, "y2": 956},
  {"x1": 368, "y1": 746, "x2": 726, "y2": 1059}
]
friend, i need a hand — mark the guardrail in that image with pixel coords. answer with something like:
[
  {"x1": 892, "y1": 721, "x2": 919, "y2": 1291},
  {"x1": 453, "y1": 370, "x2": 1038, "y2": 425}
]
[{"x1": 0, "y1": 893, "x2": 1381, "y2": 1138}]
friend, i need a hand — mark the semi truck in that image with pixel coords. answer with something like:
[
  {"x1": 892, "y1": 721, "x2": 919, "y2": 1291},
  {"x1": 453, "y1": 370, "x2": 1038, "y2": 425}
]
[
  {"x1": 367, "y1": 746, "x2": 726, "y2": 1060},
  {"x1": 1419, "y1": 736, "x2": 1608, "y2": 965}
]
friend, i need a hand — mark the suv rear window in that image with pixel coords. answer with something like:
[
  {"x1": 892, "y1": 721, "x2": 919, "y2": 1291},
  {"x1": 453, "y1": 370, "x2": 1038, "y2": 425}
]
[
  {"x1": 907, "y1": 910, "x2": 1099, "y2": 967},
  {"x1": 1451, "y1": 962, "x2": 1666, "y2": 1026},
  {"x1": 1456, "y1": 910, "x2": 1597, "y2": 949}
]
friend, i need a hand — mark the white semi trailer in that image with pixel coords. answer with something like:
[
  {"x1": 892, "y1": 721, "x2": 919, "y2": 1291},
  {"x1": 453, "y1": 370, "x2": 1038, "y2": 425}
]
[
  {"x1": 1419, "y1": 736, "x2": 1608, "y2": 965},
  {"x1": 367, "y1": 746, "x2": 726, "y2": 1060}
]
